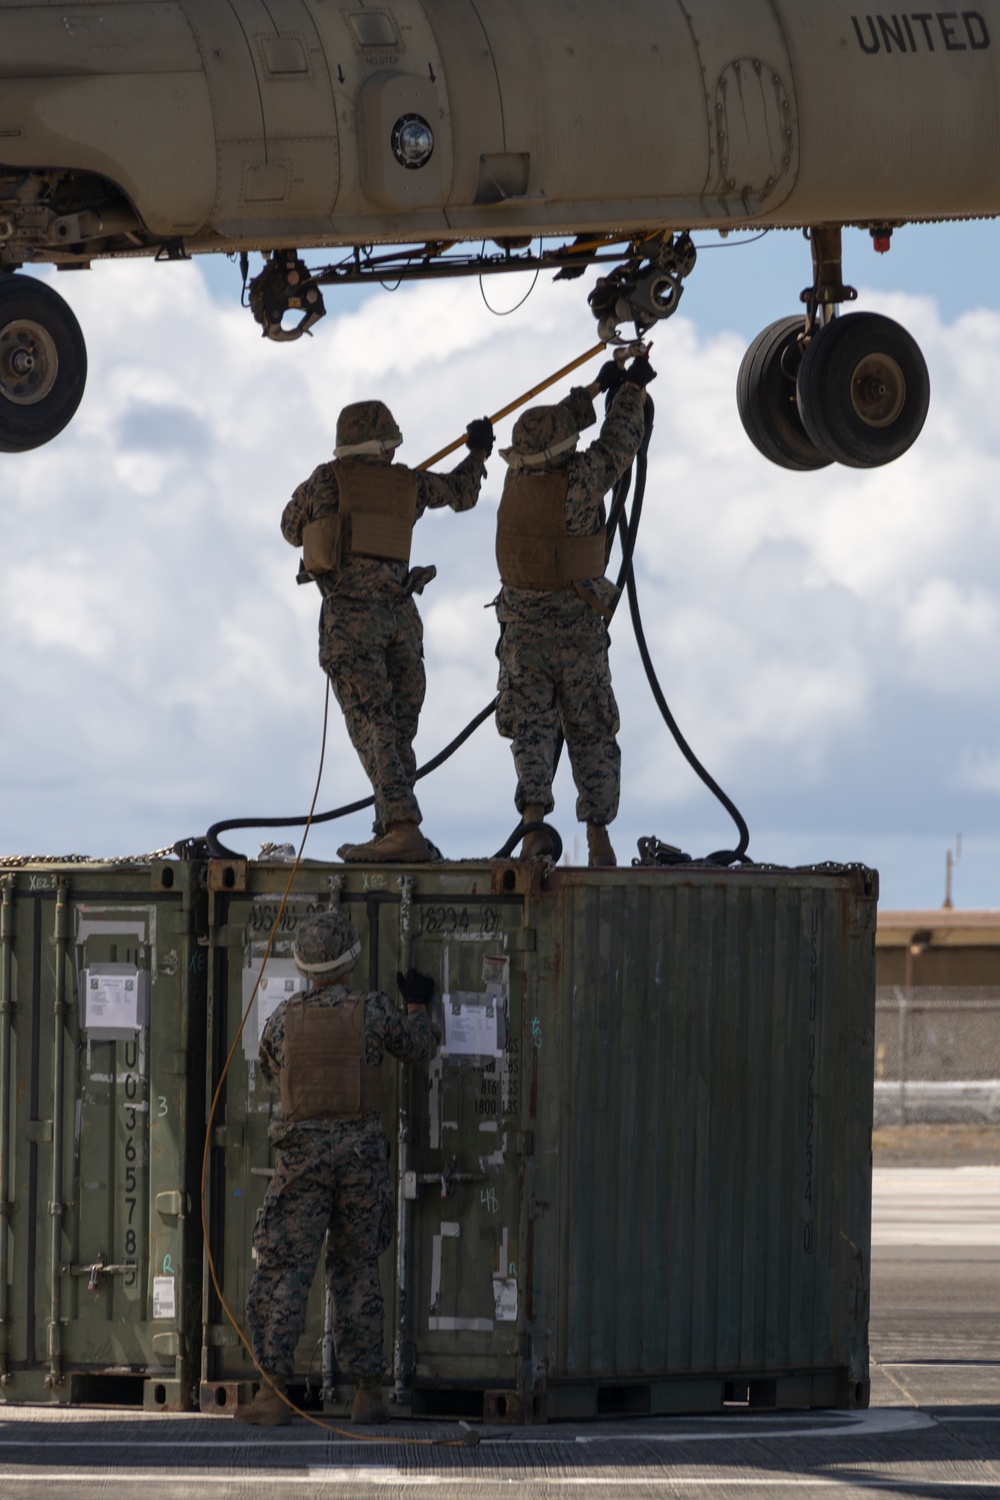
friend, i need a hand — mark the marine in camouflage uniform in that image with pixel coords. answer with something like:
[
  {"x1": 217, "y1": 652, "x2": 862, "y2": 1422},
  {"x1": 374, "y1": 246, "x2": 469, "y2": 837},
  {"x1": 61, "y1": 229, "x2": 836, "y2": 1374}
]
[
  {"x1": 494, "y1": 359, "x2": 653, "y2": 867},
  {"x1": 281, "y1": 400, "x2": 491, "y2": 863},
  {"x1": 234, "y1": 911, "x2": 439, "y2": 1426}
]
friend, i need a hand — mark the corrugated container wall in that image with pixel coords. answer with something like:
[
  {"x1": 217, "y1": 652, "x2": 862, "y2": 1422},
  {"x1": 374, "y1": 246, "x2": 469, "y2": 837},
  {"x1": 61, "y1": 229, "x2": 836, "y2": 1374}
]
[
  {"x1": 201, "y1": 857, "x2": 876, "y2": 1420},
  {"x1": 0, "y1": 861, "x2": 207, "y2": 1409}
]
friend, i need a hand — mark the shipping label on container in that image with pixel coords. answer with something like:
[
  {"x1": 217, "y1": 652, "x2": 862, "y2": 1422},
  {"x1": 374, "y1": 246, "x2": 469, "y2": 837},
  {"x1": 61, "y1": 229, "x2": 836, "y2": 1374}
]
[
  {"x1": 83, "y1": 966, "x2": 148, "y2": 1035},
  {"x1": 492, "y1": 1274, "x2": 518, "y2": 1322},
  {"x1": 242, "y1": 957, "x2": 305, "y2": 1058},
  {"x1": 152, "y1": 1276, "x2": 176, "y2": 1320},
  {"x1": 441, "y1": 993, "x2": 501, "y2": 1058},
  {"x1": 257, "y1": 973, "x2": 301, "y2": 1034}
]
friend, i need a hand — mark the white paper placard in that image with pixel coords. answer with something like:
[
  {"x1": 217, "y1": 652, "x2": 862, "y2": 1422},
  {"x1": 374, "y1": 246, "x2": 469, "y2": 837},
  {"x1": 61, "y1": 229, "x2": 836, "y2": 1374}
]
[
  {"x1": 441, "y1": 996, "x2": 500, "y2": 1058},
  {"x1": 492, "y1": 1275, "x2": 518, "y2": 1322},
  {"x1": 257, "y1": 974, "x2": 300, "y2": 1035},
  {"x1": 242, "y1": 959, "x2": 304, "y2": 1057},
  {"x1": 85, "y1": 972, "x2": 140, "y2": 1032},
  {"x1": 152, "y1": 1276, "x2": 176, "y2": 1320}
]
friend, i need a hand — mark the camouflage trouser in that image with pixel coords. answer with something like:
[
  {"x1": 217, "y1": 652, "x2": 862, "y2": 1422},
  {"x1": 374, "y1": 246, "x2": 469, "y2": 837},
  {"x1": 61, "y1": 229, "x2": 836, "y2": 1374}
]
[
  {"x1": 246, "y1": 1123, "x2": 393, "y2": 1380},
  {"x1": 319, "y1": 593, "x2": 423, "y2": 828},
  {"x1": 495, "y1": 591, "x2": 621, "y2": 825}
]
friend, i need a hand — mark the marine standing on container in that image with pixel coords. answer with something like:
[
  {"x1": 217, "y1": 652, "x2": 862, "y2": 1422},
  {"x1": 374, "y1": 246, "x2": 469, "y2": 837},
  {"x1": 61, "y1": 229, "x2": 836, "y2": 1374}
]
[
  {"x1": 282, "y1": 401, "x2": 493, "y2": 863},
  {"x1": 494, "y1": 358, "x2": 654, "y2": 867},
  {"x1": 233, "y1": 910, "x2": 439, "y2": 1426}
]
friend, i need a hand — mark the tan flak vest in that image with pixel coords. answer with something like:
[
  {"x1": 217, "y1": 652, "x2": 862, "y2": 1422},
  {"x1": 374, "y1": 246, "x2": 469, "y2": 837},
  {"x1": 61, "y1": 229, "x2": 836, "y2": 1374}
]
[
  {"x1": 279, "y1": 996, "x2": 382, "y2": 1123},
  {"x1": 495, "y1": 471, "x2": 607, "y2": 592},
  {"x1": 302, "y1": 460, "x2": 419, "y2": 574}
]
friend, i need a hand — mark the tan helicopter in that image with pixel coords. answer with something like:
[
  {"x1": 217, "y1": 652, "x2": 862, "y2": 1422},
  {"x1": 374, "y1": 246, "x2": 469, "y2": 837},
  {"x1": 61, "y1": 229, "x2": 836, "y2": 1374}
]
[{"x1": 0, "y1": 0, "x2": 995, "y2": 464}]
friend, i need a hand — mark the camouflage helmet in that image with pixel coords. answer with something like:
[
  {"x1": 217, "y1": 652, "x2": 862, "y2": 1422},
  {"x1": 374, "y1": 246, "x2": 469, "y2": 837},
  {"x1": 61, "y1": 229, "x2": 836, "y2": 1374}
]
[
  {"x1": 334, "y1": 400, "x2": 403, "y2": 458},
  {"x1": 500, "y1": 404, "x2": 579, "y2": 469},
  {"x1": 293, "y1": 909, "x2": 362, "y2": 979}
]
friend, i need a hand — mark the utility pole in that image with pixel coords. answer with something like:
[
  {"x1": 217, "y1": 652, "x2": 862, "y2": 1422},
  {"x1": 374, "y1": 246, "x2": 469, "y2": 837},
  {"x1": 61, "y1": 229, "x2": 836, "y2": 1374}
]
[{"x1": 943, "y1": 833, "x2": 962, "y2": 909}]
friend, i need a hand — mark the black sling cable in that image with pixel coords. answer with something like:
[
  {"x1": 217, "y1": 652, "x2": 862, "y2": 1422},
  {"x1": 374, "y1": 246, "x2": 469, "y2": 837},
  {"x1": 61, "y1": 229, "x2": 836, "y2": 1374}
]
[
  {"x1": 205, "y1": 393, "x2": 752, "y2": 864},
  {"x1": 612, "y1": 408, "x2": 751, "y2": 865},
  {"x1": 205, "y1": 699, "x2": 498, "y2": 860}
]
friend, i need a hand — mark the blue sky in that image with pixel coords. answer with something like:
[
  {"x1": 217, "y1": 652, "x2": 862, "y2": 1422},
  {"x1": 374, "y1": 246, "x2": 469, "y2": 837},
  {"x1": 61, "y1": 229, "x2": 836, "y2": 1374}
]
[{"x1": 2, "y1": 221, "x2": 998, "y2": 910}]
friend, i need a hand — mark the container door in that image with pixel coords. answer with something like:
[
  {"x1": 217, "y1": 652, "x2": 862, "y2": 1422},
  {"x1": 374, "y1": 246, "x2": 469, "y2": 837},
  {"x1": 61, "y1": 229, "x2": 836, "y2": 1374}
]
[
  {"x1": 400, "y1": 878, "x2": 530, "y2": 1415},
  {"x1": 203, "y1": 872, "x2": 340, "y2": 1405},
  {"x1": 203, "y1": 861, "x2": 532, "y2": 1417},
  {"x1": 0, "y1": 863, "x2": 203, "y2": 1409}
]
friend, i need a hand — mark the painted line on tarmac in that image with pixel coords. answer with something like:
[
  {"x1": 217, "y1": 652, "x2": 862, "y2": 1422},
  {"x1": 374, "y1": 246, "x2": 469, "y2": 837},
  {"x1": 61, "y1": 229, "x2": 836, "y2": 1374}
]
[
  {"x1": 0, "y1": 1475, "x2": 993, "y2": 1490},
  {"x1": 883, "y1": 1361, "x2": 1000, "y2": 1368},
  {"x1": 0, "y1": 1410, "x2": 941, "y2": 1458},
  {"x1": 0, "y1": 1408, "x2": 936, "y2": 1452},
  {"x1": 570, "y1": 1409, "x2": 934, "y2": 1444}
]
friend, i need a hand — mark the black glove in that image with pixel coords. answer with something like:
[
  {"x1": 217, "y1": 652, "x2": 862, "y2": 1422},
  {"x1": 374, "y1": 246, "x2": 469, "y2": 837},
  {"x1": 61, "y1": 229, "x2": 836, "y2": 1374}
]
[
  {"x1": 595, "y1": 360, "x2": 625, "y2": 394},
  {"x1": 624, "y1": 355, "x2": 657, "y2": 388},
  {"x1": 466, "y1": 417, "x2": 495, "y2": 456},
  {"x1": 397, "y1": 968, "x2": 435, "y2": 1007}
]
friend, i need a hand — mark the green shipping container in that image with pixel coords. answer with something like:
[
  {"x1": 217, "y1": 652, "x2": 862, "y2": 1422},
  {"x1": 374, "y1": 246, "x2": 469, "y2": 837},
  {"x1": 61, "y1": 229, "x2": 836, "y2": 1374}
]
[
  {"x1": 0, "y1": 859, "x2": 207, "y2": 1409},
  {"x1": 201, "y1": 856, "x2": 876, "y2": 1420}
]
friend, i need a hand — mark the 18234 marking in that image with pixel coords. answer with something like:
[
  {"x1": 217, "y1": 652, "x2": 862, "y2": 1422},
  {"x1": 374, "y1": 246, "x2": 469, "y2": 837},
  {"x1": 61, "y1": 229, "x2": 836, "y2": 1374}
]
[{"x1": 422, "y1": 905, "x2": 499, "y2": 936}]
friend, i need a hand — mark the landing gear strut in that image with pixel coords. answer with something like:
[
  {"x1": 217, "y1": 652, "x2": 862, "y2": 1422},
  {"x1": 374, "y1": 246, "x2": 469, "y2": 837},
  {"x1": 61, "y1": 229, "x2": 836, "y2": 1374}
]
[
  {"x1": 738, "y1": 227, "x2": 930, "y2": 470},
  {"x1": 0, "y1": 274, "x2": 87, "y2": 451}
]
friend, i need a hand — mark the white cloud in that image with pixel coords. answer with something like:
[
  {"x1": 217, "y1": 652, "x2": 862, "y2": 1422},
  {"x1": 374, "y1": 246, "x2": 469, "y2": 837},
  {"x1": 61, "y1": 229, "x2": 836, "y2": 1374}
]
[{"x1": 0, "y1": 262, "x2": 998, "y2": 906}]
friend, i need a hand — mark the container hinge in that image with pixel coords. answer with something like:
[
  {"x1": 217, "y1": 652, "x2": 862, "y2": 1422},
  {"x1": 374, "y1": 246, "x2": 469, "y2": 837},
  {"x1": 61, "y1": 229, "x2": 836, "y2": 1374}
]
[
  {"x1": 517, "y1": 1130, "x2": 535, "y2": 1157},
  {"x1": 212, "y1": 1125, "x2": 245, "y2": 1148},
  {"x1": 155, "y1": 1190, "x2": 187, "y2": 1218},
  {"x1": 25, "y1": 1119, "x2": 53, "y2": 1143},
  {"x1": 205, "y1": 1326, "x2": 241, "y2": 1347}
]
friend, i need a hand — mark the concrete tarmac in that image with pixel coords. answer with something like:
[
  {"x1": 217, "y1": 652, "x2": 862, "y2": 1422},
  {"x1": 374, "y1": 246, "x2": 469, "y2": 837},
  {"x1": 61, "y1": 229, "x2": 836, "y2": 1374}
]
[{"x1": 0, "y1": 1167, "x2": 997, "y2": 1500}]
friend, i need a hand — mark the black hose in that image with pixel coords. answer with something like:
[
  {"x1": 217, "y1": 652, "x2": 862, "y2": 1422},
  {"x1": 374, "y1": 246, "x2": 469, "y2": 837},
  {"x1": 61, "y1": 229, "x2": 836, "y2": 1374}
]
[
  {"x1": 205, "y1": 698, "x2": 498, "y2": 859},
  {"x1": 614, "y1": 429, "x2": 751, "y2": 865},
  {"x1": 493, "y1": 820, "x2": 564, "y2": 863}
]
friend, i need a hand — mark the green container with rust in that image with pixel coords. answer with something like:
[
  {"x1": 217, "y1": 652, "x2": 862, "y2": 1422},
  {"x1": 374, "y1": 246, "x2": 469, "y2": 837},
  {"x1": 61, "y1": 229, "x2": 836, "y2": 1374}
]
[{"x1": 201, "y1": 855, "x2": 876, "y2": 1421}]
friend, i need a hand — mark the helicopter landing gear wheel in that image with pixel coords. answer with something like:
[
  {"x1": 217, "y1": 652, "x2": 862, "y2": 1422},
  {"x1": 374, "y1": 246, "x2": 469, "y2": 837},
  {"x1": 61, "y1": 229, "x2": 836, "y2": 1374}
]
[
  {"x1": 737, "y1": 317, "x2": 833, "y2": 472},
  {"x1": 0, "y1": 274, "x2": 87, "y2": 452},
  {"x1": 795, "y1": 312, "x2": 929, "y2": 468}
]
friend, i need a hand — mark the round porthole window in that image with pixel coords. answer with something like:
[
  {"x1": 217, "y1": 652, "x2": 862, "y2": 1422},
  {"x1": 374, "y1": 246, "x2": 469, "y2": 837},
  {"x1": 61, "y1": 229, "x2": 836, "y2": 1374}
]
[{"x1": 391, "y1": 114, "x2": 434, "y2": 169}]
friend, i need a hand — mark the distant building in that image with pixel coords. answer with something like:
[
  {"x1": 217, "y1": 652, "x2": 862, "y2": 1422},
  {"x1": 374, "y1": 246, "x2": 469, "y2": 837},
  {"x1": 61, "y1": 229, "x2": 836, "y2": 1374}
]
[
  {"x1": 874, "y1": 910, "x2": 1000, "y2": 1124},
  {"x1": 877, "y1": 910, "x2": 1000, "y2": 988}
]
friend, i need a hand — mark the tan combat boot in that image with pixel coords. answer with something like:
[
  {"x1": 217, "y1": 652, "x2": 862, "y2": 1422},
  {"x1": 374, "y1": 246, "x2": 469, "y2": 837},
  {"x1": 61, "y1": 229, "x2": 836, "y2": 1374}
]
[
  {"x1": 339, "y1": 821, "x2": 431, "y2": 863},
  {"x1": 351, "y1": 1374, "x2": 391, "y2": 1424},
  {"x1": 519, "y1": 804, "x2": 556, "y2": 861},
  {"x1": 587, "y1": 824, "x2": 617, "y2": 868},
  {"x1": 232, "y1": 1376, "x2": 292, "y2": 1426}
]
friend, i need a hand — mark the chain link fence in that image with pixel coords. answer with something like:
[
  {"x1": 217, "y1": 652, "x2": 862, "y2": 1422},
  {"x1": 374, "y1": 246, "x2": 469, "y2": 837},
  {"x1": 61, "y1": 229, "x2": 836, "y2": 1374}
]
[{"x1": 875, "y1": 987, "x2": 1000, "y2": 1125}]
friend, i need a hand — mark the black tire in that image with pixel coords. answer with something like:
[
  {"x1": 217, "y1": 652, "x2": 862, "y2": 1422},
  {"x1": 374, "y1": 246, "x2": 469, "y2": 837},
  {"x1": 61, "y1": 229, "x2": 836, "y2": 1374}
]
[
  {"x1": 796, "y1": 312, "x2": 929, "y2": 468},
  {"x1": 0, "y1": 274, "x2": 87, "y2": 452},
  {"x1": 737, "y1": 317, "x2": 833, "y2": 472}
]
